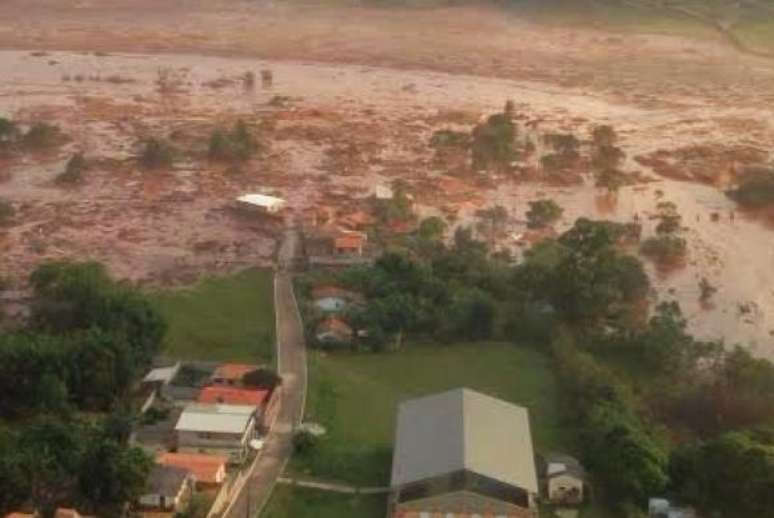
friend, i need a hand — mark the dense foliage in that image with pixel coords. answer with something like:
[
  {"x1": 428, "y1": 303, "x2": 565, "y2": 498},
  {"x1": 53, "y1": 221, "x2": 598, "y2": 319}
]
[
  {"x1": 0, "y1": 261, "x2": 165, "y2": 516},
  {"x1": 0, "y1": 415, "x2": 152, "y2": 517}
]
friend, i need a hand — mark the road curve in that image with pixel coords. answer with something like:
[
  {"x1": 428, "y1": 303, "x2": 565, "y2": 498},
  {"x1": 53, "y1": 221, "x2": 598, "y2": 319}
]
[{"x1": 221, "y1": 227, "x2": 307, "y2": 518}]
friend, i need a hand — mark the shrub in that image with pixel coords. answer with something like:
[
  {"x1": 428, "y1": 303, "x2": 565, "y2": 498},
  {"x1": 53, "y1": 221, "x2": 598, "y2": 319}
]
[
  {"x1": 727, "y1": 167, "x2": 774, "y2": 208},
  {"x1": 293, "y1": 429, "x2": 319, "y2": 455},
  {"x1": 208, "y1": 120, "x2": 257, "y2": 163},
  {"x1": 526, "y1": 199, "x2": 563, "y2": 229},
  {"x1": 641, "y1": 235, "x2": 687, "y2": 263},
  {"x1": 56, "y1": 153, "x2": 86, "y2": 185},
  {"x1": 471, "y1": 113, "x2": 516, "y2": 170},
  {"x1": 0, "y1": 117, "x2": 19, "y2": 144},
  {"x1": 22, "y1": 122, "x2": 60, "y2": 149},
  {"x1": 242, "y1": 368, "x2": 282, "y2": 390},
  {"x1": 0, "y1": 199, "x2": 14, "y2": 225}
]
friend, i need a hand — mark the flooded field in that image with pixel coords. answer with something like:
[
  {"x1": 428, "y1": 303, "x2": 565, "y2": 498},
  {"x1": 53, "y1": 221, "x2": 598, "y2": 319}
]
[{"x1": 1, "y1": 46, "x2": 773, "y2": 355}]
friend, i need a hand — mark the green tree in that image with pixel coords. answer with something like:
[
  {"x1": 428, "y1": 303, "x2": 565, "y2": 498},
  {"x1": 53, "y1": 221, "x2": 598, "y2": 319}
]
[
  {"x1": 78, "y1": 436, "x2": 152, "y2": 515},
  {"x1": 671, "y1": 432, "x2": 774, "y2": 517},
  {"x1": 471, "y1": 113, "x2": 516, "y2": 170},
  {"x1": 22, "y1": 123, "x2": 61, "y2": 149},
  {"x1": 526, "y1": 199, "x2": 563, "y2": 229},
  {"x1": 417, "y1": 216, "x2": 447, "y2": 242},
  {"x1": 208, "y1": 119, "x2": 258, "y2": 163},
  {"x1": 30, "y1": 261, "x2": 166, "y2": 369}
]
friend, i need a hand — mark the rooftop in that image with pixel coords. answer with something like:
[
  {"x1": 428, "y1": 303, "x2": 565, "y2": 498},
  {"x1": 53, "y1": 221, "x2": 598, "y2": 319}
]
[
  {"x1": 146, "y1": 464, "x2": 191, "y2": 497},
  {"x1": 143, "y1": 363, "x2": 180, "y2": 384},
  {"x1": 236, "y1": 193, "x2": 286, "y2": 209},
  {"x1": 175, "y1": 403, "x2": 256, "y2": 434},
  {"x1": 157, "y1": 452, "x2": 228, "y2": 485},
  {"x1": 198, "y1": 386, "x2": 270, "y2": 407},
  {"x1": 391, "y1": 388, "x2": 538, "y2": 493}
]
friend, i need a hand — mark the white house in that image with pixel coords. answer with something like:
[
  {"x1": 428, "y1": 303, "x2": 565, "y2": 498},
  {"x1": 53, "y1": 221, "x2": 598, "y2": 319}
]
[
  {"x1": 236, "y1": 193, "x2": 287, "y2": 214},
  {"x1": 541, "y1": 453, "x2": 586, "y2": 505},
  {"x1": 175, "y1": 403, "x2": 257, "y2": 462}
]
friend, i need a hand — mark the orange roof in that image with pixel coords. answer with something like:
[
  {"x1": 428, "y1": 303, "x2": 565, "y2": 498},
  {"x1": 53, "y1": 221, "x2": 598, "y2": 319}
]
[
  {"x1": 157, "y1": 453, "x2": 228, "y2": 485},
  {"x1": 54, "y1": 511, "x2": 82, "y2": 518},
  {"x1": 198, "y1": 386, "x2": 270, "y2": 407},
  {"x1": 211, "y1": 363, "x2": 259, "y2": 382},
  {"x1": 334, "y1": 233, "x2": 365, "y2": 250},
  {"x1": 318, "y1": 317, "x2": 353, "y2": 336},
  {"x1": 5, "y1": 514, "x2": 35, "y2": 518}
]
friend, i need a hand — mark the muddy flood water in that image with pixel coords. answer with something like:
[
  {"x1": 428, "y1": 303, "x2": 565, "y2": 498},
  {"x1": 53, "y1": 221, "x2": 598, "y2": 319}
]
[{"x1": 1, "y1": 50, "x2": 773, "y2": 356}]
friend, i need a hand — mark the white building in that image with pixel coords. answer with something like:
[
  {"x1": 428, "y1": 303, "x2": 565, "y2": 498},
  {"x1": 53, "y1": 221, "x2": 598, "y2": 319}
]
[
  {"x1": 236, "y1": 193, "x2": 287, "y2": 214},
  {"x1": 175, "y1": 403, "x2": 257, "y2": 461}
]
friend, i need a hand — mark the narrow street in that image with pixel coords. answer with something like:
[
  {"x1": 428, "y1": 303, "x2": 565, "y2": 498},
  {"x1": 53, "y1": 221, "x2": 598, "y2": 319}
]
[{"x1": 221, "y1": 226, "x2": 307, "y2": 518}]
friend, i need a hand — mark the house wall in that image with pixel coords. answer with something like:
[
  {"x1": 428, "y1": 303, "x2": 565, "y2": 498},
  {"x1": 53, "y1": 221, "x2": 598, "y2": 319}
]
[
  {"x1": 547, "y1": 475, "x2": 583, "y2": 504},
  {"x1": 176, "y1": 420, "x2": 254, "y2": 457},
  {"x1": 259, "y1": 387, "x2": 282, "y2": 432},
  {"x1": 392, "y1": 490, "x2": 536, "y2": 518}
]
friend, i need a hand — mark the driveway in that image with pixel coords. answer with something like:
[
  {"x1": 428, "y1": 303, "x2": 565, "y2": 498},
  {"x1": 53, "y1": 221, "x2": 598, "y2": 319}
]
[{"x1": 221, "y1": 226, "x2": 307, "y2": 517}]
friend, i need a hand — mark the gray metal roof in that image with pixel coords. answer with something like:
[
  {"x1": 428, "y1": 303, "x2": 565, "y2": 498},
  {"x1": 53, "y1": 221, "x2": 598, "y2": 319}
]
[
  {"x1": 145, "y1": 464, "x2": 191, "y2": 497},
  {"x1": 175, "y1": 403, "x2": 256, "y2": 434},
  {"x1": 390, "y1": 388, "x2": 538, "y2": 493}
]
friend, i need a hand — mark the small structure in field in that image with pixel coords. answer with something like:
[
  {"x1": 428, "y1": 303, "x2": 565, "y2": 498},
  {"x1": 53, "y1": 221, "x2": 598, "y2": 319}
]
[
  {"x1": 236, "y1": 193, "x2": 287, "y2": 215},
  {"x1": 538, "y1": 452, "x2": 586, "y2": 505},
  {"x1": 315, "y1": 317, "x2": 354, "y2": 345}
]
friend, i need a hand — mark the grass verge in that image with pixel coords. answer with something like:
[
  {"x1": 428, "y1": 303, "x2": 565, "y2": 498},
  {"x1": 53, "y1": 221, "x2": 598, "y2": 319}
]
[
  {"x1": 261, "y1": 485, "x2": 387, "y2": 518},
  {"x1": 290, "y1": 341, "x2": 572, "y2": 487}
]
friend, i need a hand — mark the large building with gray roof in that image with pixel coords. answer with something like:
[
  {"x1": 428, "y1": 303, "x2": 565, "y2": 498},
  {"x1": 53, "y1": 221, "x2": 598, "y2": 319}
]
[{"x1": 389, "y1": 388, "x2": 538, "y2": 518}]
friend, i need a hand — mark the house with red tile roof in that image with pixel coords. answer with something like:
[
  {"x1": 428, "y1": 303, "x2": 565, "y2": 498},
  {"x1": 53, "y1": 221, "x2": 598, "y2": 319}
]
[
  {"x1": 316, "y1": 317, "x2": 354, "y2": 345},
  {"x1": 157, "y1": 452, "x2": 228, "y2": 487},
  {"x1": 198, "y1": 385, "x2": 280, "y2": 432},
  {"x1": 198, "y1": 386, "x2": 270, "y2": 407}
]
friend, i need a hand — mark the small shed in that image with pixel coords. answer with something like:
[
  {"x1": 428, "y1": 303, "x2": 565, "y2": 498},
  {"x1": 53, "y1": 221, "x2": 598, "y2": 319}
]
[
  {"x1": 539, "y1": 452, "x2": 586, "y2": 505},
  {"x1": 139, "y1": 464, "x2": 194, "y2": 513},
  {"x1": 316, "y1": 317, "x2": 354, "y2": 345},
  {"x1": 236, "y1": 194, "x2": 287, "y2": 214}
]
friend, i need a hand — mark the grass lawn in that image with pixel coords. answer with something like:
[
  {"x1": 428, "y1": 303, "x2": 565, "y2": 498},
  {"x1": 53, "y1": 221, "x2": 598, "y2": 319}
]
[
  {"x1": 150, "y1": 269, "x2": 275, "y2": 363},
  {"x1": 290, "y1": 341, "x2": 573, "y2": 487},
  {"x1": 261, "y1": 485, "x2": 386, "y2": 518}
]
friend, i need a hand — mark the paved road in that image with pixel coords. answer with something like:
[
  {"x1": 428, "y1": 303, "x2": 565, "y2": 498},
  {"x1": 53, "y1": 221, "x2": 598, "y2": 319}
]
[{"x1": 221, "y1": 227, "x2": 307, "y2": 518}]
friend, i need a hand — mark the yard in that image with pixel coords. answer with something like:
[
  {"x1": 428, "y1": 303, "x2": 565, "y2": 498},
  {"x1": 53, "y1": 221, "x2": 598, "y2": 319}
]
[
  {"x1": 289, "y1": 341, "x2": 573, "y2": 487},
  {"x1": 261, "y1": 486, "x2": 386, "y2": 518},
  {"x1": 150, "y1": 269, "x2": 276, "y2": 363}
]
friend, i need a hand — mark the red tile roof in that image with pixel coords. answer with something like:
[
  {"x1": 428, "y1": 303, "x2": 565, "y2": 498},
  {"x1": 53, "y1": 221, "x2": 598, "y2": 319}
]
[
  {"x1": 334, "y1": 233, "x2": 365, "y2": 250},
  {"x1": 198, "y1": 386, "x2": 270, "y2": 407},
  {"x1": 157, "y1": 453, "x2": 228, "y2": 485}
]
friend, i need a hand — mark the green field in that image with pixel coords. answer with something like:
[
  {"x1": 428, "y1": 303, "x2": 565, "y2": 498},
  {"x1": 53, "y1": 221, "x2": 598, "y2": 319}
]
[
  {"x1": 261, "y1": 486, "x2": 386, "y2": 518},
  {"x1": 290, "y1": 341, "x2": 573, "y2": 487},
  {"x1": 150, "y1": 269, "x2": 275, "y2": 363}
]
